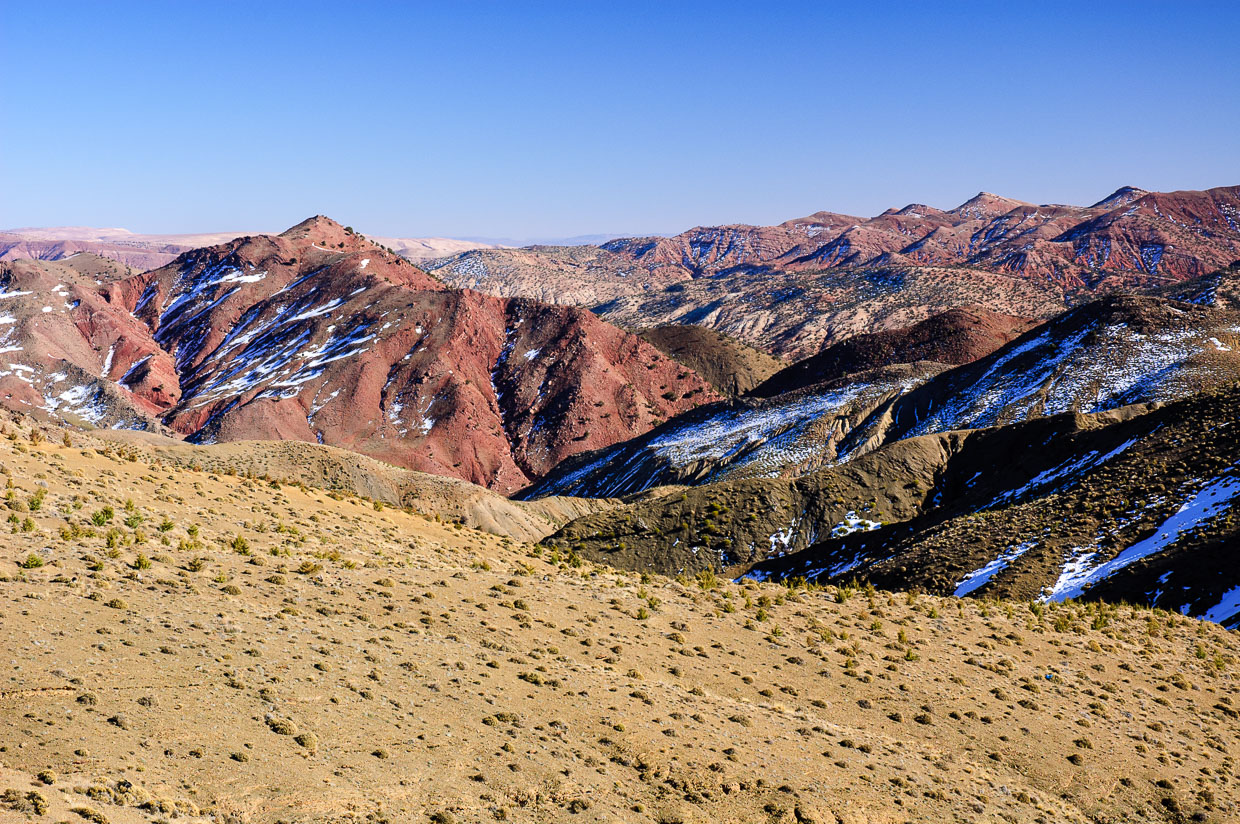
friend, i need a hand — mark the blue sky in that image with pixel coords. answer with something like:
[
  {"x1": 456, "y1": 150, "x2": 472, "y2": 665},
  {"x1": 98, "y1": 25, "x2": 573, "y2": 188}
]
[{"x1": 2, "y1": 1, "x2": 1237, "y2": 240}]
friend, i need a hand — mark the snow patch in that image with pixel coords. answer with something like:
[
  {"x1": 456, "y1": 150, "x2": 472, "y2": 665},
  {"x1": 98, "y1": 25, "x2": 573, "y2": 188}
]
[
  {"x1": 830, "y1": 511, "x2": 881, "y2": 538},
  {"x1": 1201, "y1": 586, "x2": 1240, "y2": 627},
  {"x1": 954, "y1": 542, "x2": 1037, "y2": 597},
  {"x1": 1046, "y1": 472, "x2": 1240, "y2": 601},
  {"x1": 101, "y1": 344, "x2": 116, "y2": 378}
]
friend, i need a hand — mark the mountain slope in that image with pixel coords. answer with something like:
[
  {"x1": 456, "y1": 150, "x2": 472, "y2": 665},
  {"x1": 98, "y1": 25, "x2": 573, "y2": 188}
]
[
  {"x1": 750, "y1": 307, "x2": 1036, "y2": 397},
  {"x1": 1, "y1": 415, "x2": 1237, "y2": 823},
  {"x1": 110, "y1": 217, "x2": 717, "y2": 491},
  {"x1": 527, "y1": 294, "x2": 1240, "y2": 500},
  {"x1": 424, "y1": 243, "x2": 690, "y2": 306},
  {"x1": 0, "y1": 254, "x2": 176, "y2": 431},
  {"x1": 603, "y1": 186, "x2": 1240, "y2": 288},
  {"x1": 749, "y1": 383, "x2": 1240, "y2": 626},
  {"x1": 95, "y1": 428, "x2": 615, "y2": 542},
  {"x1": 428, "y1": 185, "x2": 1240, "y2": 358},
  {"x1": 861, "y1": 295, "x2": 1240, "y2": 446},
  {"x1": 593, "y1": 262, "x2": 1064, "y2": 360},
  {"x1": 521, "y1": 363, "x2": 940, "y2": 499},
  {"x1": 540, "y1": 376, "x2": 1240, "y2": 627},
  {"x1": 0, "y1": 218, "x2": 717, "y2": 493},
  {"x1": 638, "y1": 324, "x2": 784, "y2": 396}
]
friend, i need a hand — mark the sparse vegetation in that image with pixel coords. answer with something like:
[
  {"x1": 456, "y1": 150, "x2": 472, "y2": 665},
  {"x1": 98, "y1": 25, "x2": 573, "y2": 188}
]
[{"x1": 0, "y1": 414, "x2": 1234, "y2": 824}]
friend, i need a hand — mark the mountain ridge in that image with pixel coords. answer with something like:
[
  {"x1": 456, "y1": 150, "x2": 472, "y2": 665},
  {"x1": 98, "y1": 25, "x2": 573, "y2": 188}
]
[
  {"x1": 0, "y1": 217, "x2": 718, "y2": 492},
  {"x1": 427, "y1": 185, "x2": 1240, "y2": 358}
]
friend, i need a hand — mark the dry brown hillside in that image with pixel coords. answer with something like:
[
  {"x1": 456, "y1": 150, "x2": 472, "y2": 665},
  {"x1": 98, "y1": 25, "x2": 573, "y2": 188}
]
[
  {"x1": 0, "y1": 417, "x2": 1238, "y2": 823},
  {"x1": 638, "y1": 325, "x2": 785, "y2": 396},
  {"x1": 90, "y1": 429, "x2": 614, "y2": 543}
]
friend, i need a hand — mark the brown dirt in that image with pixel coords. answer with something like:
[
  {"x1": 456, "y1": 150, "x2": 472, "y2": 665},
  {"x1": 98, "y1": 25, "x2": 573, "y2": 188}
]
[
  {"x1": 0, "y1": 416, "x2": 1236, "y2": 822},
  {"x1": 639, "y1": 325, "x2": 785, "y2": 396}
]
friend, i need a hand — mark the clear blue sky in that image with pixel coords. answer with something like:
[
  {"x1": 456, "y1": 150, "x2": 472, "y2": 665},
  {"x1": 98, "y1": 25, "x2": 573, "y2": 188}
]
[{"x1": 2, "y1": 1, "x2": 1237, "y2": 240}]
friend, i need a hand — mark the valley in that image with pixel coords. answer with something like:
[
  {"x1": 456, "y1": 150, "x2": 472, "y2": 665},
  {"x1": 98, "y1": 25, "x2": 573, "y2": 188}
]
[
  {"x1": 4, "y1": 186, "x2": 1240, "y2": 823},
  {"x1": 9, "y1": 5, "x2": 1238, "y2": 821}
]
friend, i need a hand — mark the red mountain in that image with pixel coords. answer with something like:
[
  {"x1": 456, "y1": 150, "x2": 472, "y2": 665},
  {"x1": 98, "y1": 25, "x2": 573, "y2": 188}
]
[
  {"x1": 428, "y1": 185, "x2": 1240, "y2": 358},
  {"x1": 0, "y1": 254, "x2": 175, "y2": 430},
  {"x1": 1, "y1": 218, "x2": 717, "y2": 492},
  {"x1": 594, "y1": 186, "x2": 1240, "y2": 288}
]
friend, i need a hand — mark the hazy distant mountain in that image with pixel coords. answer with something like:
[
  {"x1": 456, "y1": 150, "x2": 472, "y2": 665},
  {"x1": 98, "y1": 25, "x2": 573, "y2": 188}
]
[
  {"x1": 0, "y1": 226, "x2": 502, "y2": 270},
  {"x1": 457, "y1": 232, "x2": 671, "y2": 247}
]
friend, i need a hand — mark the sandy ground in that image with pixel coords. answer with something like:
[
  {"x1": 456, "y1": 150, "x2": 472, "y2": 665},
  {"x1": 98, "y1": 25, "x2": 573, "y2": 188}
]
[{"x1": 0, "y1": 418, "x2": 1238, "y2": 823}]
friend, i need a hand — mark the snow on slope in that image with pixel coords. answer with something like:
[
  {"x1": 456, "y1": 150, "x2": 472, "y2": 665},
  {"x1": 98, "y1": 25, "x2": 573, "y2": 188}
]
[
  {"x1": 531, "y1": 297, "x2": 1240, "y2": 502},
  {"x1": 953, "y1": 542, "x2": 1038, "y2": 597},
  {"x1": 905, "y1": 317, "x2": 1223, "y2": 438},
  {"x1": 524, "y1": 373, "x2": 922, "y2": 499},
  {"x1": 1045, "y1": 470, "x2": 1240, "y2": 602},
  {"x1": 1202, "y1": 586, "x2": 1240, "y2": 628}
]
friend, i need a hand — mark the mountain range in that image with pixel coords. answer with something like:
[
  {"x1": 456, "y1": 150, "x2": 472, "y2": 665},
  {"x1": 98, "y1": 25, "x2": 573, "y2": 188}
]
[
  {"x1": 428, "y1": 184, "x2": 1240, "y2": 358},
  {"x1": 4, "y1": 185, "x2": 1240, "y2": 627},
  {"x1": 6, "y1": 185, "x2": 1240, "y2": 822},
  {"x1": 0, "y1": 218, "x2": 713, "y2": 493},
  {"x1": 0, "y1": 225, "x2": 500, "y2": 270}
]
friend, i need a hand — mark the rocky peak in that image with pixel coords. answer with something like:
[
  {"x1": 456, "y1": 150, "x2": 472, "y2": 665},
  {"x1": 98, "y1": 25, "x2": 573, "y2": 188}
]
[
  {"x1": 1090, "y1": 186, "x2": 1150, "y2": 210},
  {"x1": 947, "y1": 192, "x2": 1032, "y2": 220},
  {"x1": 278, "y1": 215, "x2": 357, "y2": 247}
]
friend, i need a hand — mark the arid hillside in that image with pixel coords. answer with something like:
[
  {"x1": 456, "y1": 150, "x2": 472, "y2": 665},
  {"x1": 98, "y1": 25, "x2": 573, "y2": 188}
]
[
  {"x1": 0, "y1": 415, "x2": 1238, "y2": 823},
  {"x1": 90, "y1": 428, "x2": 614, "y2": 543}
]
